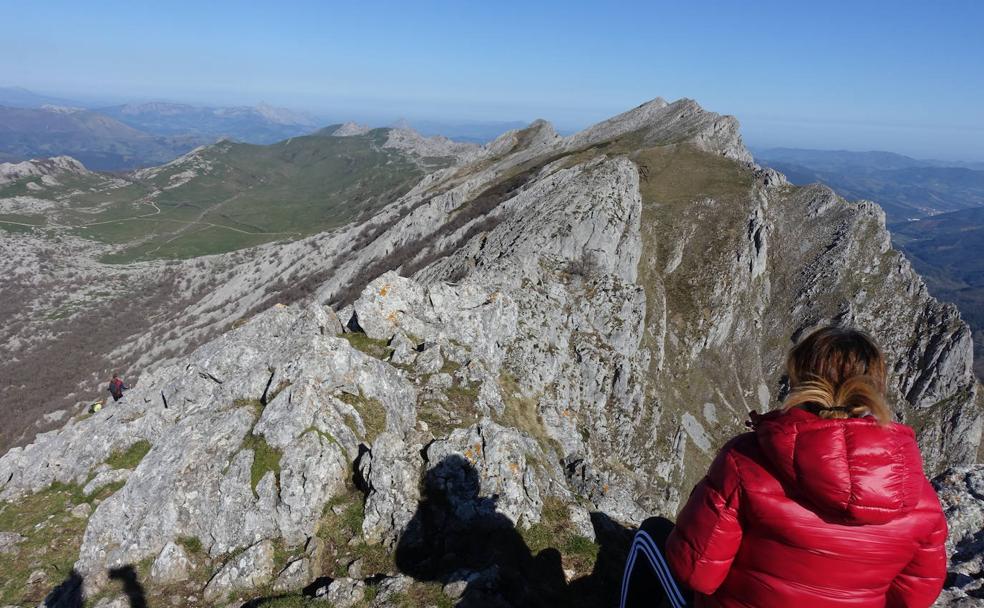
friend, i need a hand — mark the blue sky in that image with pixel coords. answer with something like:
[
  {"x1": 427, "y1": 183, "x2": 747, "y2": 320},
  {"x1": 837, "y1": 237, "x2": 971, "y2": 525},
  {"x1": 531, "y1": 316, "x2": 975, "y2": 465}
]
[{"x1": 2, "y1": 0, "x2": 982, "y2": 160}]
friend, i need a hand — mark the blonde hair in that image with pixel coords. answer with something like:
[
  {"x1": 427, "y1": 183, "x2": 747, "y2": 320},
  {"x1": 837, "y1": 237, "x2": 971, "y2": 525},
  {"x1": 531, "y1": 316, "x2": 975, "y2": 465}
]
[{"x1": 783, "y1": 327, "x2": 891, "y2": 424}]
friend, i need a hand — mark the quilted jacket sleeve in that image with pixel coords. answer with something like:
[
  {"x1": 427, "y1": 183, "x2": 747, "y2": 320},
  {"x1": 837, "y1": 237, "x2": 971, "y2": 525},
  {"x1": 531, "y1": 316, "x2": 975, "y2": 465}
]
[
  {"x1": 665, "y1": 440, "x2": 744, "y2": 594},
  {"x1": 886, "y1": 499, "x2": 948, "y2": 608}
]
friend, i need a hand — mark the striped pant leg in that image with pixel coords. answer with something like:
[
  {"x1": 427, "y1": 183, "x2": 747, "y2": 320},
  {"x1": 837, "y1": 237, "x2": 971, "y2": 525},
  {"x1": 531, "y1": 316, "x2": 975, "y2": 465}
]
[{"x1": 620, "y1": 522, "x2": 689, "y2": 608}]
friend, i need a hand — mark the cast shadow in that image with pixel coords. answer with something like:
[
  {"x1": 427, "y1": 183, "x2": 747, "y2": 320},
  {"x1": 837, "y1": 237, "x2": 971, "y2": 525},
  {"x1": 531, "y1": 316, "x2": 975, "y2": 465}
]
[
  {"x1": 43, "y1": 565, "x2": 147, "y2": 608},
  {"x1": 394, "y1": 454, "x2": 640, "y2": 607}
]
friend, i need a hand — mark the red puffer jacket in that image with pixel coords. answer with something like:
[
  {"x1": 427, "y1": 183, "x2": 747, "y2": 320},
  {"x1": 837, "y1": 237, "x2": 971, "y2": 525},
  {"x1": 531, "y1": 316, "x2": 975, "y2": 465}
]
[{"x1": 665, "y1": 408, "x2": 947, "y2": 608}]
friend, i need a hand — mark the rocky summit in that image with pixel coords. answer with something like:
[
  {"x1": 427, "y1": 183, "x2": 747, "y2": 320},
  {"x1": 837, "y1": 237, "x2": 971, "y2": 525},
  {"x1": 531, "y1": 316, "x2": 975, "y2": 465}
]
[{"x1": 0, "y1": 98, "x2": 982, "y2": 607}]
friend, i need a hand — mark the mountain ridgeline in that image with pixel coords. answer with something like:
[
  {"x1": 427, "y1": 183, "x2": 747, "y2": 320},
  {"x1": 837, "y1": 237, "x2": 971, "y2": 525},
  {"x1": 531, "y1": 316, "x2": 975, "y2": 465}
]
[
  {"x1": 0, "y1": 98, "x2": 981, "y2": 606},
  {"x1": 0, "y1": 99, "x2": 321, "y2": 170}
]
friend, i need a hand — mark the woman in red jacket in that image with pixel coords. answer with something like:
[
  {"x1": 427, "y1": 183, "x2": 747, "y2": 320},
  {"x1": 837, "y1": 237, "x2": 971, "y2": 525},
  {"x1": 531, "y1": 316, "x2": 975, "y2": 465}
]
[{"x1": 622, "y1": 326, "x2": 948, "y2": 608}]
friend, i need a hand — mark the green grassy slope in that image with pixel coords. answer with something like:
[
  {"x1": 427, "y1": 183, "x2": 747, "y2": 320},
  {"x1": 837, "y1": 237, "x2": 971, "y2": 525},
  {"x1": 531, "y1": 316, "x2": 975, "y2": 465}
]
[{"x1": 1, "y1": 129, "x2": 441, "y2": 263}]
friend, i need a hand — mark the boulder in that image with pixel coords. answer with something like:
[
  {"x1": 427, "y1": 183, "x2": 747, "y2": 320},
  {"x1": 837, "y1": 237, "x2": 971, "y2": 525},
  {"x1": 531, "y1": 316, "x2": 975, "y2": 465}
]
[
  {"x1": 202, "y1": 540, "x2": 275, "y2": 602},
  {"x1": 149, "y1": 541, "x2": 192, "y2": 585}
]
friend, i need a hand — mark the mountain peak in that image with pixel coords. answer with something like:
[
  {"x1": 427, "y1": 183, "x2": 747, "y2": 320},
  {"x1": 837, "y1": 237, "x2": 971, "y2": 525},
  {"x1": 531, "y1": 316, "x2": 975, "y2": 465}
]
[
  {"x1": 330, "y1": 122, "x2": 371, "y2": 137},
  {"x1": 566, "y1": 97, "x2": 751, "y2": 162}
]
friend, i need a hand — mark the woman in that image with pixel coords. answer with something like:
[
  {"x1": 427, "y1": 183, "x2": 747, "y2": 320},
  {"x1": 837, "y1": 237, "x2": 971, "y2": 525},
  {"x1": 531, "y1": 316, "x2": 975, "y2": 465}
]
[{"x1": 625, "y1": 326, "x2": 948, "y2": 607}]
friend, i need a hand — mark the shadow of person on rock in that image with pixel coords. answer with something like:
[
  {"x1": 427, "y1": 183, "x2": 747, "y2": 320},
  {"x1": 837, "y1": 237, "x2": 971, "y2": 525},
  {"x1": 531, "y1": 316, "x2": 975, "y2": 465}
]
[
  {"x1": 567, "y1": 511, "x2": 638, "y2": 606},
  {"x1": 42, "y1": 570, "x2": 84, "y2": 608},
  {"x1": 395, "y1": 454, "x2": 569, "y2": 607},
  {"x1": 42, "y1": 565, "x2": 148, "y2": 608},
  {"x1": 108, "y1": 565, "x2": 148, "y2": 608}
]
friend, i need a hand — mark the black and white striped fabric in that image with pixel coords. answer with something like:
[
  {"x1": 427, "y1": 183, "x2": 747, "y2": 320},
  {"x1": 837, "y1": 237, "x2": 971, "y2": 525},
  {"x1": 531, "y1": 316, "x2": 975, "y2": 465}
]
[{"x1": 620, "y1": 524, "x2": 690, "y2": 608}]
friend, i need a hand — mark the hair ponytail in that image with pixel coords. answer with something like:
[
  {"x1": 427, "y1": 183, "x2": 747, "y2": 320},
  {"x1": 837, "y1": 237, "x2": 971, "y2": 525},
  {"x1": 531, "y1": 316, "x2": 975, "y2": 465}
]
[
  {"x1": 782, "y1": 327, "x2": 892, "y2": 425},
  {"x1": 783, "y1": 375, "x2": 891, "y2": 424}
]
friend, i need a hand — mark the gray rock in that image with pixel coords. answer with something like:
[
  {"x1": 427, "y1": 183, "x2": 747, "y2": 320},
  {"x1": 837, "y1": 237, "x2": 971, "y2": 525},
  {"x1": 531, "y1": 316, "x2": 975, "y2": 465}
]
[
  {"x1": 0, "y1": 531, "x2": 24, "y2": 554},
  {"x1": 83, "y1": 469, "x2": 130, "y2": 497},
  {"x1": 27, "y1": 569, "x2": 47, "y2": 585},
  {"x1": 149, "y1": 541, "x2": 191, "y2": 585},
  {"x1": 347, "y1": 557, "x2": 364, "y2": 579},
  {"x1": 317, "y1": 576, "x2": 364, "y2": 607},
  {"x1": 425, "y1": 421, "x2": 555, "y2": 528},
  {"x1": 415, "y1": 343, "x2": 444, "y2": 374},
  {"x1": 70, "y1": 502, "x2": 92, "y2": 519},
  {"x1": 272, "y1": 557, "x2": 311, "y2": 593},
  {"x1": 933, "y1": 466, "x2": 984, "y2": 605},
  {"x1": 388, "y1": 332, "x2": 418, "y2": 366},
  {"x1": 443, "y1": 579, "x2": 468, "y2": 600},
  {"x1": 360, "y1": 432, "x2": 422, "y2": 546},
  {"x1": 369, "y1": 574, "x2": 414, "y2": 606},
  {"x1": 202, "y1": 540, "x2": 275, "y2": 602}
]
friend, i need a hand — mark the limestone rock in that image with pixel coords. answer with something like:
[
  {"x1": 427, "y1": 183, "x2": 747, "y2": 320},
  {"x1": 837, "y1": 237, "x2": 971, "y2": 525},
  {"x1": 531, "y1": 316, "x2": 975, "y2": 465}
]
[
  {"x1": 360, "y1": 432, "x2": 422, "y2": 546},
  {"x1": 271, "y1": 557, "x2": 310, "y2": 593},
  {"x1": 425, "y1": 421, "x2": 556, "y2": 528},
  {"x1": 83, "y1": 469, "x2": 131, "y2": 497},
  {"x1": 933, "y1": 466, "x2": 984, "y2": 604},
  {"x1": 69, "y1": 502, "x2": 92, "y2": 519},
  {"x1": 387, "y1": 333, "x2": 418, "y2": 365},
  {"x1": 202, "y1": 540, "x2": 275, "y2": 602},
  {"x1": 317, "y1": 577, "x2": 364, "y2": 607},
  {"x1": 0, "y1": 531, "x2": 25, "y2": 554},
  {"x1": 369, "y1": 574, "x2": 414, "y2": 606},
  {"x1": 149, "y1": 541, "x2": 192, "y2": 585}
]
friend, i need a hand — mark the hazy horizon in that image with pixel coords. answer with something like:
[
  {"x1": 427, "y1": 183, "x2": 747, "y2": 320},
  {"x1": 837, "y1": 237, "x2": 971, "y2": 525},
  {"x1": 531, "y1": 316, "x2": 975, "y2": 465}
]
[{"x1": 3, "y1": 1, "x2": 982, "y2": 161}]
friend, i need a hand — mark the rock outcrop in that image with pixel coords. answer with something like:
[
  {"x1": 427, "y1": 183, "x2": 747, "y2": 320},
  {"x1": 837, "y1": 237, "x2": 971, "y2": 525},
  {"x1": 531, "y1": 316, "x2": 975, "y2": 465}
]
[
  {"x1": 0, "y1": 155, "x2": 90, "y2": 186},
  {"x1": 0, "y1": 97, "x2": 980, "y2": 606}
]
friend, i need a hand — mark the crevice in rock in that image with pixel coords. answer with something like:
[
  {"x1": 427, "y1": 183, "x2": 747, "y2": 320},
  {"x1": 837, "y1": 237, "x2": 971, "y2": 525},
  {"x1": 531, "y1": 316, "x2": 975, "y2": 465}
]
[
  {"x1": 352, "y1": 444, "x2": 371, "y2": 495},
  {"x1": 259, "y1": 368, "x2": 276, "y2": 406},
  {"x1": 198, "y1": 370, "x2": 223, "y2": 384},
  {"x1": 419, "y1": 440, "x2": 435, "y2": 464},
  {"x1": 160, "y1": 391, "x2": 168, "y2": 409}
]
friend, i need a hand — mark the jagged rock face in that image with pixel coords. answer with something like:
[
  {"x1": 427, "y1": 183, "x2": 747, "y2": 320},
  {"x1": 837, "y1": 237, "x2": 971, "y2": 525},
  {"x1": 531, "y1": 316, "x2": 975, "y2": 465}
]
[
  {"x1": 0, "y1": 97, "x2": 980, "y2": 605},
  {"x1": 933, "y1": 466, "x2": 984, "y2": 605}
]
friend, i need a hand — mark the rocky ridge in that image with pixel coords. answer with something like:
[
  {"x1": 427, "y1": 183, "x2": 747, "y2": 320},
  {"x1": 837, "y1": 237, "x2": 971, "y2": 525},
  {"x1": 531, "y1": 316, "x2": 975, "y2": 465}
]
[
  {"x1": 0, "y1": 97, "x2": 982, "y2": 606},
  {"x1": 0, "y1": 156, "x2": 90, "y2": 186}
]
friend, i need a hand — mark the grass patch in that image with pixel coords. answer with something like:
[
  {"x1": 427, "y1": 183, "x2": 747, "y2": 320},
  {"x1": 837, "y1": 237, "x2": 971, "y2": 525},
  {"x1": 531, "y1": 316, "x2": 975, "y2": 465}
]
[
  {"x1": 242, "y1": 433, "x2": 283, "y2": 497},
  {"x1": 176, "y1": 535, "x2": 204, "y2": 555},
  {"x1": 303, "y1": 426, "x2": 339, "y2": 446},
  {"x1": 417, "y1": 382, "x2": 481, "y2": 436},
  {"x1": 336, "y1": 391, "x2": 387, "y2": 443},
  {"x1": 316, "y1": 491, "x2": 394, "y2": 579},
  {"x1": 341, "y1": 332, "x2": 392, "y2": 360},
  {"x1": 496, "y1": 373, "x2": 555, "y2": 451},
  {"x1": 246, "y1": 596, "x2": 318, "y2": 607},
  {"x1": 440, "y1": 359, "x2": 462, "y2": 375},
  {"x1": 521, "y1": 497, "x2": 599, "y2": 576},
  {"x1": 0, "y1": 481, "x2": 122, "y2": 605},
  {"x1": 75, "y1": 132, "x2": 426, "y2": 263},
  {"x1": 390, "y1": 582, "x2": 455, "y2": 608},
  {"x1": 105, "y1": 439, "x2": 152, "y2": 470}
]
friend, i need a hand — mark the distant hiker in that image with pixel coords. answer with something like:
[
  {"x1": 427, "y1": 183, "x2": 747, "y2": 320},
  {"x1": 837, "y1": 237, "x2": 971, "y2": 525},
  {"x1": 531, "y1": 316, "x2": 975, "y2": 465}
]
[
  {"x1": 108, "y1": 373, "x2": 129, "y2": 402},
  {"x1": 621, "y1": 326, "x2": 947, "y2": 608}
]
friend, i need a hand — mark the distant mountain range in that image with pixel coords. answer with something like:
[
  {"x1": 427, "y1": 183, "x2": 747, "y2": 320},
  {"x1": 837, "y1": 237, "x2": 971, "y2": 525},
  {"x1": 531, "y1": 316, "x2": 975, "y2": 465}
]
[
  {"x1": 0, "y1": 85, "x2": 89, "y2": 109},
  {"x1": 0, "y1": 87, "x2": 322, "y2": 170},
  {"x1": 0, "y1": 87, "x2": 529, "y2": 170},
  {"x1": 97, "y1": 101, "x2": 318, "y2": 143},
  {"x1": 753, "y1": 147, "x2": 984, "y2": 220},
  {"x1": 0, "y1": 105, "x2": 207, "y2": 170}
]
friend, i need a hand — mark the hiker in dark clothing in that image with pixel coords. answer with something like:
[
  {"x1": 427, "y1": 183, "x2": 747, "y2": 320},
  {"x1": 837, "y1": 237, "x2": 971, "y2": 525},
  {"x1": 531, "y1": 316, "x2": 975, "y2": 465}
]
[{"x1": 108, "y1": 373, "x2": 129, "y2": 402}]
